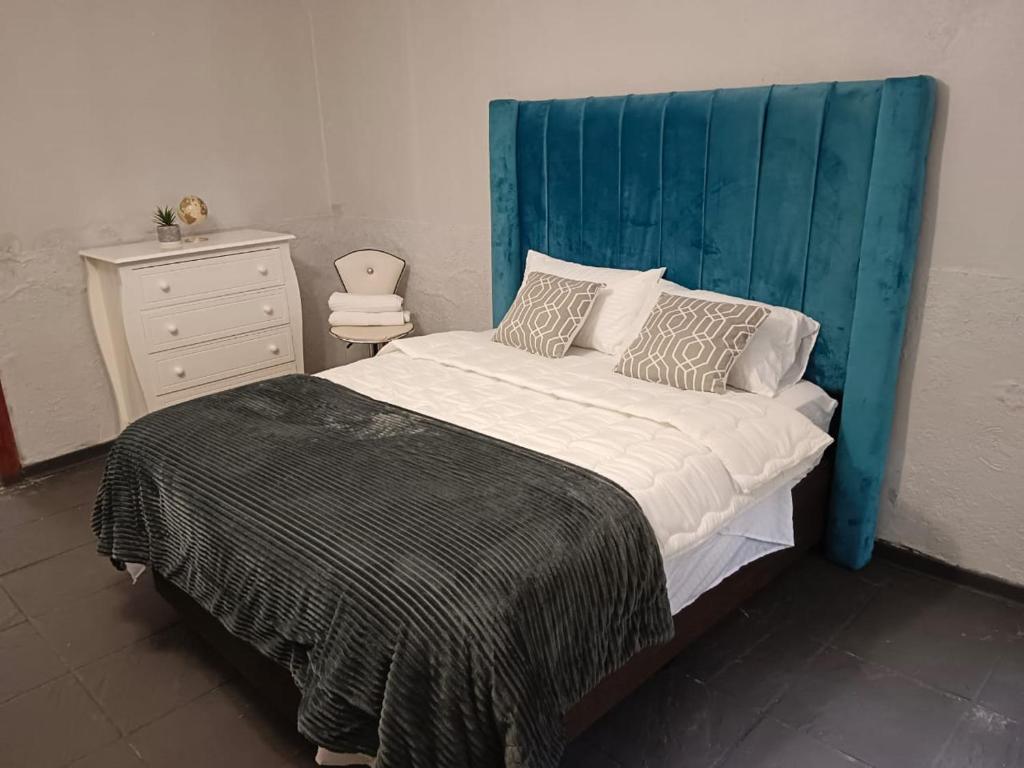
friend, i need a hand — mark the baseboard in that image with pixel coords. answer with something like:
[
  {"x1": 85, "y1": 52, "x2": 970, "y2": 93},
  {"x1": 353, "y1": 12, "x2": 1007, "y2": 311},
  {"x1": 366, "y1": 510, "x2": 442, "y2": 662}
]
[
  {"x1": 19, "y1": 441, "x2": 111, "y2": 482},
  {"x1": 874, "y1": 540, "x2": 1024, "y2": 605}
]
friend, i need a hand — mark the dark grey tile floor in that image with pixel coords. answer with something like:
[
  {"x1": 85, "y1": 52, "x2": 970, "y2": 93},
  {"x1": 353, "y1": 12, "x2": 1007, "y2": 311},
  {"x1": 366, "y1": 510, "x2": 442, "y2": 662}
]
[{"x1": 2, "y1": 456, "x2": 1022, "y2": 767}]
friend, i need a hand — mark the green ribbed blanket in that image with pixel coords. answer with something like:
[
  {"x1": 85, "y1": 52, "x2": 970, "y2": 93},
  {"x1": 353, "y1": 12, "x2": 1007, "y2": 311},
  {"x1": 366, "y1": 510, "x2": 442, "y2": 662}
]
[{"x1": 93, "y1": 374, "x2": 671, "y2": 767}]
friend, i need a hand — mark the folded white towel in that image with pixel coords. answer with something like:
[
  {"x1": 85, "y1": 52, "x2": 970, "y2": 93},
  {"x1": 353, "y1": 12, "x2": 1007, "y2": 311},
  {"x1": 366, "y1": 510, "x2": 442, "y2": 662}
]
[
  {"x1": 329, "y1": 310, "x2": 410, "y2": 327},
  {"x1": 328, "y1": 292, "x2": 404, "y2": 312}
]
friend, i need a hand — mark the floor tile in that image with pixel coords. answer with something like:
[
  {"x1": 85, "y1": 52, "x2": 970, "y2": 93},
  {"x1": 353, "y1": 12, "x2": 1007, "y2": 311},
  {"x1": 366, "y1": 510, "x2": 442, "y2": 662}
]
[
  {"x1": 770, "y1": 647, "x2": 967, "y2": 768},
  {"x1": 78, "y1": 623, "x2": 233, "y2": 732},
  {"x1": 978, "y1": 641, "x2": 1024, "y2": 722},
  {"x1": 32, "y1": 573, "x2": 178, "y2": 668},
  {"x1": 850, "y1": 554, "x2": 902, "y2": 587},
  {"x1": 129, "y1": 683, "x2": 307, "y2": 768},
  {"x1": 0, "y1": 675, "x2": 119, "y2": 768},
  {"x1": 584, "y1": 668, "x2": 760, "y2": 768},
  {"x1": 0, "y1": 621, "x2": 67, "y2": 703},
  {"x1": 0, "y1": 585, "x2": 24, "y2": 630},
  {"x1": 718, "y1": 717, "x2": 866, "y2": 768},
  {"x1": 0, "y1": 504, "x2": 95, "y2": 575},
  {"x1": 69, "y1": 739, "x2": 146, "y2": 768},
  {"x1": 737, "y1": 555, "x2": 879, "y2": 643},
  {"x1": 934, "y1": 705, "x2": 1024, "y2": 768},
  {"x1": 834, "y1": 575, "x2": 1024, "y2": 698},
  {"x1": 708, "y1": 625, "x2": 823, "y2": 711},
  {"x1": 560, "y1": 736, "x2": 620, "y2": 767},
  {"x1": 673, "y1": 609, "x2": 773, "y2": 683},
  {"x1": 1, "y1": 544, "x2": 130, "y2": 617},
  {"x1": 0, "y1": 458, "x2": 104, "y2": 532}
]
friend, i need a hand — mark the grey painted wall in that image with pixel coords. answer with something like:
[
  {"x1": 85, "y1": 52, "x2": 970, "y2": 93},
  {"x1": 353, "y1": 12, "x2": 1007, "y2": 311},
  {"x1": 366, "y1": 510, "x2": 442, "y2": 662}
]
[
  {"x1": 1, "y1": 0, "x2": 1021, "y2": 585},
  {"x1": 0, "y1": 0, "x2": 492, "y2": 468},
  {"x1": 1, "y1": 0, "x2": 332, "y2": 462}
]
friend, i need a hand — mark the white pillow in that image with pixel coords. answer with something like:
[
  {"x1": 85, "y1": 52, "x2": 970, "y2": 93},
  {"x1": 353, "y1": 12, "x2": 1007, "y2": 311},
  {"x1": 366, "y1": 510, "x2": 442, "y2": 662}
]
[
  {"x1": 524, "y1": 250, "x2": 665, "y2": 354},
  {"x1": 629, "y1": 279, "x2": 820, "y2": 397}
]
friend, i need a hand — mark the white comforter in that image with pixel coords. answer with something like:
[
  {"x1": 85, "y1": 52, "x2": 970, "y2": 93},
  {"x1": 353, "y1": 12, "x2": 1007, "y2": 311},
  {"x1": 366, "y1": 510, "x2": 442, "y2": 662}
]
[{"x1": 317, "y1": 331, "x2": 832, "y2": 558}]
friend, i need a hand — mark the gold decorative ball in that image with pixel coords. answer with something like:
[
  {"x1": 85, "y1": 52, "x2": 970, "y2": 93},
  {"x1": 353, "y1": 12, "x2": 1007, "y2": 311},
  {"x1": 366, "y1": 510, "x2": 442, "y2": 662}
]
[{"x1": 178, "y1": 195, "x2": 208, "y2": 226}]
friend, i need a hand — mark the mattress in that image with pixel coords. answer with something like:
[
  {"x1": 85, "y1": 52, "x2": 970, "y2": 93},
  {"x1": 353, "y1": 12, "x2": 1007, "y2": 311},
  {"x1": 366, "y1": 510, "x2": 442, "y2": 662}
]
[{"x1": 318, "y1": 331, "x2": 832, "y2": 572}]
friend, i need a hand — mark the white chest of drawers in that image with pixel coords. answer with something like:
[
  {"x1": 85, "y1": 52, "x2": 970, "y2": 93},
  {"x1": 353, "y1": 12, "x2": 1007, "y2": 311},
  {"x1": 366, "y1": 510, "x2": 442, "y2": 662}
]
[{"x1": 81, "y1": 229, "x2": 303, "y2": 429}]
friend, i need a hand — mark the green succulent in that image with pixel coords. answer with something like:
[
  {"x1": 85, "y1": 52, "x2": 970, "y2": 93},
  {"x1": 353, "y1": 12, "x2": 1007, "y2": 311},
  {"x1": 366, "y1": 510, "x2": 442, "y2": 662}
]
[{"x1": 152, "y1": 206, "x2": 177, "y2": 227}]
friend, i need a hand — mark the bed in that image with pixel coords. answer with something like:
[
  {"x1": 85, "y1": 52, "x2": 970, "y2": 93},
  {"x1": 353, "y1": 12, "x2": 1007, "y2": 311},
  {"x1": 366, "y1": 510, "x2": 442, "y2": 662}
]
[{"x1": 93, "y1": 75, "x2": 935, "y2": 767}]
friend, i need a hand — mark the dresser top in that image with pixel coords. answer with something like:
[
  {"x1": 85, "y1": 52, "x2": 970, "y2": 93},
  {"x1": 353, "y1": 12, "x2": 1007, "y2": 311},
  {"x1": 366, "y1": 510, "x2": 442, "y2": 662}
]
[{"x1": 80, "y1": 229, "x2": 295, "y2": 265}]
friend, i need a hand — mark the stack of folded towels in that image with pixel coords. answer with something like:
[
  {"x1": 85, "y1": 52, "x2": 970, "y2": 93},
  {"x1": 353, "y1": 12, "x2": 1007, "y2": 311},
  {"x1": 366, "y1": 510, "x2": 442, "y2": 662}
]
[{"x1": 328, "y1": 292, "x2": 410, "y2": 327}]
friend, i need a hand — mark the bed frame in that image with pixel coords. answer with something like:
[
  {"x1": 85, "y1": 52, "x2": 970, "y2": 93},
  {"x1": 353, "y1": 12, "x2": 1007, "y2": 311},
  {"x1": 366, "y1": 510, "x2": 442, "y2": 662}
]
[{"x1": 155, "y1": 75, "x2": 935, "y2": 755}]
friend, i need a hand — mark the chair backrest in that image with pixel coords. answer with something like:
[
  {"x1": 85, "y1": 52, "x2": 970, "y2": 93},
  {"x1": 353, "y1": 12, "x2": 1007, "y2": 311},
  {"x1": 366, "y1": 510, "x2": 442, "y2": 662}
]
[{"x1": 334, "y1": 249, "x2": 406, "y2": 295}]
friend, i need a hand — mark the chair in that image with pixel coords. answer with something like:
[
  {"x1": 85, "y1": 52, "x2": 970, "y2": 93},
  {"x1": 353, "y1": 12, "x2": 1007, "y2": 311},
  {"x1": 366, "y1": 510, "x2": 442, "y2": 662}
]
[{"x1": 329, "y1": 249, "x2": 413, "y2": 356}]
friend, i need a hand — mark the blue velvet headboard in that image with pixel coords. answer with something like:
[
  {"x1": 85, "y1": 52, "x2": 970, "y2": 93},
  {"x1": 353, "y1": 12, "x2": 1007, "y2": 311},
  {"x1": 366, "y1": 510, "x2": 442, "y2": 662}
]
[{"x1": 489, "y1": 76, "x2": 935, "y2": 569}]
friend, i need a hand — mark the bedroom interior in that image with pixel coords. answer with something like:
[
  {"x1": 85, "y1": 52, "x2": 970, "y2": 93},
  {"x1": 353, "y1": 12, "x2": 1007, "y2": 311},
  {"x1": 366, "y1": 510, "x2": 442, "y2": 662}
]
[{"x1": 1, "y1": 2, "x2": 1022, "y2": 768}]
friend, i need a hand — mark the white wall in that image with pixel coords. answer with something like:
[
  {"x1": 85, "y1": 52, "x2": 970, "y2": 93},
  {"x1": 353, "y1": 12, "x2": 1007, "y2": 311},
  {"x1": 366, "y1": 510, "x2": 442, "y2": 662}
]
[
  {"x1": 0, "y1": 0, "x2": 356, "y2": 463},
  {"x1": 307, "y1": 0, "x2": 1024, "y2": 584},
  {"x1": 2, "y1": 0, "x2": 1021, "y2": 585}
]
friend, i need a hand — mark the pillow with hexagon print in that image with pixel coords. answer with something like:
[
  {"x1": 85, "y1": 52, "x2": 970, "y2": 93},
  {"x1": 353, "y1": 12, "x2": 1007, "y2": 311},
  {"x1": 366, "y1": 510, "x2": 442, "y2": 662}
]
[
  {"x1": 493, "y1": 271, "x2": 604, "y2": 358},
  {"x1": 616, "y1": 293, "x2": 771, "y2": 394}
]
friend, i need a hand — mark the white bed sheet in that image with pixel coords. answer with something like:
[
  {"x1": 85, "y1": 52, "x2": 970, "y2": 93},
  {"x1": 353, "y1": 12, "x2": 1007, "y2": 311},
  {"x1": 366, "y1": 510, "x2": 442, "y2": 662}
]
[
  {"x1": 774, "y1": 379, "x2": 838, "y2": 433},
  {"x1": 557, "y1": 347, "x2": 834, "y2": 613},
  {"x1": 663, "y1": 485, "x2": 793, "y2": 612},
  {"x1": 319, "y1": 330, "x2": 831, "y2": 550}
]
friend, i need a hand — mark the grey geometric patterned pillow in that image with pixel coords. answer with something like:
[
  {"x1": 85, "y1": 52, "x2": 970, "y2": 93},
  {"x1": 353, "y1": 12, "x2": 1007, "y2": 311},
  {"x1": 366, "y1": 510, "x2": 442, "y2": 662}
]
[
  {"x1": 616, "y1": 293, "x2": 770, "y2": 393},
  {"x1": 493, "y1": 271, "x2": 604, "y2": 358}
]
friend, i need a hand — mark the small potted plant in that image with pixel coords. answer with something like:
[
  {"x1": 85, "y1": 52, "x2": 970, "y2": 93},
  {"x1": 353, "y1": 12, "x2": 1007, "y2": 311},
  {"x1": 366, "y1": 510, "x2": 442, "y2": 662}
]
[{"x1": 153, "y1": 206, "x2": 181, "y2": 248}]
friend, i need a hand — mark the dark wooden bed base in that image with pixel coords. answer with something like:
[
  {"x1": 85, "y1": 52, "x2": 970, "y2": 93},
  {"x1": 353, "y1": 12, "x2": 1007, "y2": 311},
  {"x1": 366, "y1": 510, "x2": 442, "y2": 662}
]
[{"x1": 154, "y1": 450, "x2": 833, "y2": 748}]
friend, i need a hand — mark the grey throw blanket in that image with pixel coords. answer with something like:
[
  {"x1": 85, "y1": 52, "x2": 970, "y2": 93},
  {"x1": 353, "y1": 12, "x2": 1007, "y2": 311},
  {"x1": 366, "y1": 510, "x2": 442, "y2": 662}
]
[{"x1": 93, "y1": 374, "x2": 672, "y2": 767}]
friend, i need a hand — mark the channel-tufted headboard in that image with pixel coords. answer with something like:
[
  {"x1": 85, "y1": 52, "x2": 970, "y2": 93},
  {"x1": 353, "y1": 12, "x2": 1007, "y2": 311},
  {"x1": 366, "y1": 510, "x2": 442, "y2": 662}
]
[{"x1": 489, "y1": 76, "x2": 935, "y2": 569}]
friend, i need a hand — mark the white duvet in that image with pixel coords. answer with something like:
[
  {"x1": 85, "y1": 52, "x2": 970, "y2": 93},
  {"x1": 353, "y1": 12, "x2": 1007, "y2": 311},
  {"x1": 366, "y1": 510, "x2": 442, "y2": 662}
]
[{"x1": 317, "y1": 331, "x2": 832, "y2": 559}]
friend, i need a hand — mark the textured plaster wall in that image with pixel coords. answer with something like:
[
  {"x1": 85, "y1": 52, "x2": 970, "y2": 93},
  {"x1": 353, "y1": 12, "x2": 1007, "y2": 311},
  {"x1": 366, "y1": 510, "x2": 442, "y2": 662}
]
[
  {"x1": 0, "y1": 0, "x2": 353, "y2": 463},
  {"x1": 2, "y1": 0, "x2": 1021, "y2": 584},
  {"x1": 306, "y1": 0, "x2": 1024, "y2": 584},
  {"x1": 306, "y1": 0, "x2": 494, "y2": 335}
]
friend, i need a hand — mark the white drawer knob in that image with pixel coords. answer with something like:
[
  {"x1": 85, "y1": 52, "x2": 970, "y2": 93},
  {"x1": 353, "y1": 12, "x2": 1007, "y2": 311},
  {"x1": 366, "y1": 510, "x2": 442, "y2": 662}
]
[
  {"x1": 173, "y1": 365, "x2": 186, "y2": 377},
  {"x1": 158, "y1": 280, "x2": 171, "y2": 293},
  {"x1": 257, "y1": 264, "x2": 269, "y2": 276},
  {"x1": 166, "y1": 323, "x2": 178, "y2": 335},
  {"x1": 268, "y1": 343, "x2": 280, "y2": 355},
  {"x1": 262, "y1": 305, "x2": 274, "y2": 316}
]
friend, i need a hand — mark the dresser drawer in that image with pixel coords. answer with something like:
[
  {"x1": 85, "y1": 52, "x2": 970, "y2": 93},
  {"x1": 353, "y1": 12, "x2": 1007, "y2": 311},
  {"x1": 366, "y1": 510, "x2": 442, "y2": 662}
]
[
  {"x1": 141, "y1": 288, "x2": 289, "y2": 351},
  {"x1": 151, "y1": 328, "x2": 295, "y2": 396},
  {"x1": 154, "y1": 363, "x2": 298, "y2": 409},
  {"x1": 137, "y1": 248, "x2": 284, "y2": 305}
]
